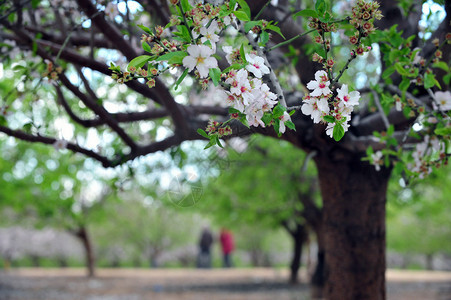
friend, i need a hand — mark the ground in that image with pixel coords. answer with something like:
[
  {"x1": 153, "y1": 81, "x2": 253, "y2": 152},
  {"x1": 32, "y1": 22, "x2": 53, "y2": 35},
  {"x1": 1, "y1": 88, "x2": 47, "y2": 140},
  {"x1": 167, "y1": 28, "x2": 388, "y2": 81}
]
[{"x1": 0, "y1": 268, "x2": 450, "y2": 300}]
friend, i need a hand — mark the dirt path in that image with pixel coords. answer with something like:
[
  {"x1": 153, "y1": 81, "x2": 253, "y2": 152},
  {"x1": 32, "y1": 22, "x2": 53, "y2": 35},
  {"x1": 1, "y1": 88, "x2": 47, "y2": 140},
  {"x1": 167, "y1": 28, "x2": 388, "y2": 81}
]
[{"x1": 0, "y1": 268, "x2": 450, "y2": 300}]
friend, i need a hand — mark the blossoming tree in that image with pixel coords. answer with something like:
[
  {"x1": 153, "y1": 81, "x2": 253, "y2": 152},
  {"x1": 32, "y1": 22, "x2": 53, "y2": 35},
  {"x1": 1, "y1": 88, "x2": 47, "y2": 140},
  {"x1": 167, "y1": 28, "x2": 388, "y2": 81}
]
[{"x1": 0, "y1": 0, "x2": 450, "y2": 299}]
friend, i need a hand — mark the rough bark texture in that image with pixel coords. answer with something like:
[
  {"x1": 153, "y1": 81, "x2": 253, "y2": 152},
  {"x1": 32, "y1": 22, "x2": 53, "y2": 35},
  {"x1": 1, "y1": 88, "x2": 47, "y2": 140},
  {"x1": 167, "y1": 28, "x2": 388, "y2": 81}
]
[
  {"x1": 75, "y1": 226, "x2": 96, "y2": 278},
  {"x1": 315, "y1": 153, "x2": 391, "y2": 300}
]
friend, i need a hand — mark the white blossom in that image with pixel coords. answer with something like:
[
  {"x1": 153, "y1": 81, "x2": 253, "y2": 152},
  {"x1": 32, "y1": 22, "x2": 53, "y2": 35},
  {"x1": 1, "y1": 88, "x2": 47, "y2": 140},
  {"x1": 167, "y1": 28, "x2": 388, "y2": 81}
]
[{"x1": 182, "y1": 45, "x2": 218, "y2": 78}]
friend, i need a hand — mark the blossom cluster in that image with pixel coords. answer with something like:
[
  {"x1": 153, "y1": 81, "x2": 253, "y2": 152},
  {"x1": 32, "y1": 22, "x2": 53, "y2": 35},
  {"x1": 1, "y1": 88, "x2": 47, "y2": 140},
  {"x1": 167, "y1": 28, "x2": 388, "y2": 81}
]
[{"x1": 301, "y1": 70, "x2": 360, "y2": 139}]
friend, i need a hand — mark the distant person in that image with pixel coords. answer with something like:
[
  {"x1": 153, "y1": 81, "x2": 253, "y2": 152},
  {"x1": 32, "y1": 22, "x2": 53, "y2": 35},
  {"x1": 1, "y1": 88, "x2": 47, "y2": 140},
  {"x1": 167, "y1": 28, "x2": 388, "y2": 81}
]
[
  {"x1": 197, "y1": 227, "x2": 213, "y2": 268},
  {"x1": 219, "y1": 228, "x2": 234, "y2": 268}
]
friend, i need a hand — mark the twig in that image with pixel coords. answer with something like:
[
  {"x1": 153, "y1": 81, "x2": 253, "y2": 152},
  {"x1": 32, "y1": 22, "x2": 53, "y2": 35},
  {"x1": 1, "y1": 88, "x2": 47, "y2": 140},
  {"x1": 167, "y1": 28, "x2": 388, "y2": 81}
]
[
  {"x1": 268, "y1": 28, "x2": 316, "y2": 52},
  {"x1": 371, "y1": 90, "x2": 390, "y2": 130},
  {"x1": 246, "y1": 32, "x2": 287, "y2": 107}
]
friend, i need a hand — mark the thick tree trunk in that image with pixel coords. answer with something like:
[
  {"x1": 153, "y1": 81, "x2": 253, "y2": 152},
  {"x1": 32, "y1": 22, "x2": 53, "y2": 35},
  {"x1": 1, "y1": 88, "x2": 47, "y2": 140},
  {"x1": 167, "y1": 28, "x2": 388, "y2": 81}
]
[
  {"x1": 425, "y1": 254, "x2": 434, "y2": 270},
  {"x1": 311, "y1": 225, "x2": 326, "y2": 299},
  {"x1": 315, "y1": 154, "x2": 391, "y2": 300},
  {"x1": 75, "y1": 226, "x2": 96, "y2": 277},
  {"x1": 289, "y1": 224, "x2": 307, "y2": 284}
]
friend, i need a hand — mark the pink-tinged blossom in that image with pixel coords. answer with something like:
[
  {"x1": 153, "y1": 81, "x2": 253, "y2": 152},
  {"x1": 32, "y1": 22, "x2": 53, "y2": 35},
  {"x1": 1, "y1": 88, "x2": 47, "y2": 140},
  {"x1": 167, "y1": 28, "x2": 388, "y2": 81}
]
[
  {"x1": 337, "y1": 84, "x2": 360, "y2": 107},
  {"x1": 105, "y1": 2, "x2": 119, "y2": 19},
  {"x1": 245, "y1": 54, "x2": 270, "y2": 78},
  {"x1": 278, "y1": 112, "x2": 291, "y2": 134},
  {"x1": 301, "y1": 97, "x2": 329, "y2": 123},
  {"x1": 226, "y1": 69, "x2": 253, "y2": 104},
  {"x1": 371, "y1": 151, "x2": 383, "y2": 171},
  {"x1": 307, "y1": 70, "x2": 331, "y2": 97},
  {"x1": 182, "y1": 45, "x2": 218, "y2": 78},
  {"x1": 433, "y1": 91, "x2": 451, "y2": 111},
  {"x1": 196, "y1": 20, "x2": 220, "y2": 46},
  {"x1": 245, "y1": 101, "x2": 265, "y2": 127},
  {"x1": 53, "y1": 139, "x2": 68, "y2": 151}
]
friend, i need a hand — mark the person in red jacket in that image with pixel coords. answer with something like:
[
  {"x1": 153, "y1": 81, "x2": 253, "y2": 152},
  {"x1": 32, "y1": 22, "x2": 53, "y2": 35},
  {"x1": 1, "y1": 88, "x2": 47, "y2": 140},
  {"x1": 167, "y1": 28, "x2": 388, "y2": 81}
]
[{"x1": 219, "y1": 227, "x2": 234, "y2": 268}]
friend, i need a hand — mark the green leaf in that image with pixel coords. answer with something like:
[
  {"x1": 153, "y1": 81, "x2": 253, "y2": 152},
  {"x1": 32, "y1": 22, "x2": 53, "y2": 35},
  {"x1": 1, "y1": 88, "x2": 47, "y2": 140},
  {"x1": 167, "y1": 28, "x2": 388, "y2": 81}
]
[
  {"x1": 197, "y1": 128, "x2": 210, "y2": 139},
  {"x1": 434, "y1": 127, "x2": 451, "y2": 136},
  {"x1": 209, "y1": 67, "x2": 222, "y2": 86},
  {"x1": 395, "y1": 63, "x2": 409, "y2": 77},
  {"x1": 382, "y1": 66, "x2": 395, "y2": 80},
  {"x1": 272, "y1": 104, "x2": 286, "y2": 118},
  {"x1": 285, "y1": 121, "x2": 296, "y2": 130},
  {"x1": 234, "y1": 10, "x2": 250, "y2": 21},
  {"x1": 240, "y1": 44, "x2": 247, "y2": 62},
  {"x1": 128, "y1": 55, "x2": 152, "y2": 70},
  {"x1": 323, "y1": 115, "x2": 335, "y2": 123},
  {"x1": 259, "y1": 31, "x2": 269, "y2": 46},
  {"x1": 399, "y1": 77, "x2": 410, "y2": 92},
  {"x1": 223, "y1": 64, "x2": 244, "y2": 73},
  {"x1": 156, "y1": 51, "x2": 187, "y2": 62},
  {"x1": 424, "y1": 72, "x2": 440, "y2": 89},
  {"x1": 137, "y1": 24, "x2": 153, "y2": 35},
  {"x1": 236, "y1": 0, "x2": 251, "y2": 19},
  {"x1": 266, "y1": 24, "x2": 285, "y2": 39},
  {"x1": 244, "y1": 21, "x2": 261, "y2": 33},
  {"x1": 432, "y1": 61, "x2": 449, "y2": 72},
  {"x1": 142, "y1": 42, "x2": 151, "y2": 53},
  {"x1": 332, "y1": 123, "x2": 345, "y2": 141},
  {"x1": 215, "y1": 135, "x2": 224, "y2": 148},
  {"x1": 174, "y1": 69, "x2": 189, "y2": 90},
  {"x1": 204, "y1": 138, "x2": 217, "y2": 149},
  {"x1": 293, "y1": 9, "x2": 318, "y2": 18},
  {"x1": 180, "y1": 0, "x2": 192, "y2": 13},
  {"x1": 315, "y1": 0, "x2": 327, "y2": 16},
  {"x1": 274, "y1": 120, "x2": 281, "y2": 136}
]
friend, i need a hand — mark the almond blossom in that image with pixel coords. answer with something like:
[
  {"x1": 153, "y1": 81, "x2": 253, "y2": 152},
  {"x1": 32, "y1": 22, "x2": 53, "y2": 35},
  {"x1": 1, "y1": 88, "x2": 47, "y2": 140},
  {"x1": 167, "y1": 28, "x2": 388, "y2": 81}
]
[
  {"x1": 53, "y1": 139, "x2": 68, "y2": 151},
  {"x1": 182, "y1": 44, "x2": 218, "y2": 78},
  {"x1": 337, "y1": 84, "x2": 360, "y2": 107},
  {"x1": 245, "y1": 54, "x2": 270, "y2": 78},
  {"x1": 307, "y1": 70, "x2": 331, "y2": 97},
  {"x1": 371, "y1": 151, "x2": 383, "y2": 171},
  {"x1": 278, "y1": 112, "x2": 292, "y2": 134},
  {"x1": 301, "y1": 96, "x2": 330, "y2": 123},
  {"x1": 433, "y1": 91, "x2": 451, "y2": 111}
]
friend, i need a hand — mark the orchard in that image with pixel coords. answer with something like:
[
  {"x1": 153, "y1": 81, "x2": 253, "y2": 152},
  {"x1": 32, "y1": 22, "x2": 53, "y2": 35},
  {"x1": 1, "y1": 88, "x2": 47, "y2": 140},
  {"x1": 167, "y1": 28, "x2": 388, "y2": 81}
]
[{"x1": 0, "y1": 0, "x2": 450, "y2": 299}]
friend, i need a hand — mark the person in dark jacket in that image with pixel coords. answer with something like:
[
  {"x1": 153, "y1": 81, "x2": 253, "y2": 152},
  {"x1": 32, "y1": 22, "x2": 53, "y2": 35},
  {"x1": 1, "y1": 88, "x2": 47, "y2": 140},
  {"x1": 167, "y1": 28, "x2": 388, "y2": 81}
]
[{"x1": 197, "y1": 227, "x2": 213, "y2": 268}]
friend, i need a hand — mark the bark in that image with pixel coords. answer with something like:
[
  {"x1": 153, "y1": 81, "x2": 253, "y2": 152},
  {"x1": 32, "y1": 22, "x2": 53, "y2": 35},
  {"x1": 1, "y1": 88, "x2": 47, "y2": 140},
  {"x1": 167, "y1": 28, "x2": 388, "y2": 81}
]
[
  {"x1": 315, "y1": 153, "x2": 392, "y2": 300},
  {"x1": 289, "y1": 224, "x2": 307, "y2": 284},
  {"x1": 75, "y1": 226, "x2": 96, "y2": 277},
  {"x1": 425, "y1": 254, "x2": 434, "y2": 270},
  {"x1": 311, "y1": 226, "x2": 326, "y2": 299}
]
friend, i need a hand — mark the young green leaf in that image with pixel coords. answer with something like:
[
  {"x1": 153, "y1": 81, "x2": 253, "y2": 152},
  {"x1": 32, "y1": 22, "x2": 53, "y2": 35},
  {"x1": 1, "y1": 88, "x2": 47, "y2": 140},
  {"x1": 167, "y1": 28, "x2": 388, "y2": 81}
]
[
  {"x1": 323, "y1": 115, "x2": 335, "y2": 123},
  {"x1": 293, "y1": 9, "x2": 318, "y2": 18},
  {"x1": 332, "y1": 123, "x2": 345, "y2": 141},
  {"x1": 234, "y1": 10, "x2": 250, "y2": 21},
  {"x1": 209, "y1": 67, "x2": 222, "y2": 86},
  {"x1": 174, "y1": 69, "x2": 189, "y2": 90},
  {"x1": 266, "y1": 24, "x2": 285, "y2": 39},
  {"x1": 197, "y1": 128, "x2": 210, "y2": 139},
  {"x1": 236, "y1": 0, "x2": 251, "y2": 19},
  {"x1": 128, "y1": 55, "x2": 152, "y2": 70}
]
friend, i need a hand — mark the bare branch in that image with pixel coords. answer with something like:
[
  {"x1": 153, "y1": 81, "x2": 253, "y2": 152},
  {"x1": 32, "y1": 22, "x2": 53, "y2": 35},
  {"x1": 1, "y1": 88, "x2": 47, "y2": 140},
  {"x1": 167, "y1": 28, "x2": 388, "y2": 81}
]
[{"x1": 0, "y1": 125, "x2": 112, "y2": 168}]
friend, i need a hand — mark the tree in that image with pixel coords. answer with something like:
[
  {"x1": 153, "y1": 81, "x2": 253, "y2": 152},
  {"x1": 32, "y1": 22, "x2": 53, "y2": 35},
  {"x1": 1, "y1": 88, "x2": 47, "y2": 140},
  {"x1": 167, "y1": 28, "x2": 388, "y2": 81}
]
[
  {"x1": 0, "y1": 140, "x2": 115, "y2": 277},
  {"x1": 197, "y1": 136, "x2": 323, "y2": 285},
  {"x1": 387, "y1": 164, "x2": 451, "y2": 269},
  {"x1": 0, "y1": 0, "x2": 449, "y2": 299}
]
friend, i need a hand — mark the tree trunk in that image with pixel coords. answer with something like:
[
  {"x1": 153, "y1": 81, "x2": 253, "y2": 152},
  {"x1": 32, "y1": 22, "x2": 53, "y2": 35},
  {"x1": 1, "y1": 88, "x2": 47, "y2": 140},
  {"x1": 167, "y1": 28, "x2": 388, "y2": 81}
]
[
  {"x1": 75, "y1": 226, "x2": 96, "y2": 277},
  {"x1": 425, "y1": 254, "x2": 434, "y2": 270},
  {"x1": 311, "y1": 225, "x2": 326, "y2": 299},
  {"x1": 315, "y1": 154, "x2": 391, "y2": 300},
  {"x1": 289, "y1": 224, "x2": 307, "y2": 284}
]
